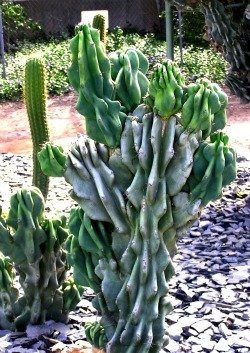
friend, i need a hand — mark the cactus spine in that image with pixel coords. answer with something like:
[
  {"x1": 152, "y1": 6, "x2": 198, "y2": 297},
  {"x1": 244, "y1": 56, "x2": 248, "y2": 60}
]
[
  {"x1": 39, "y1": 24, "x2": 237, "y2": 353},
  {"x1": 24, "y1": 57, "x2": 50, "y2": 199}
]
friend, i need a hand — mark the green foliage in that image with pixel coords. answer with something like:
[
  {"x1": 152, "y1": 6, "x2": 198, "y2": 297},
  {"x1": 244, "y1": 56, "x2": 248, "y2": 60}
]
[
  {"x1": 180, "y1": 8, "x2": 208, "y2": 47},
  {"x1": 1, "y1": 1, "x2": 42, "y2": 51},
  {"x1": 0, "y1": 32, "x2": 228, "y2": 102},
  {"x1": 0, "y1": 40, "x2": 70, "y2": 101}
]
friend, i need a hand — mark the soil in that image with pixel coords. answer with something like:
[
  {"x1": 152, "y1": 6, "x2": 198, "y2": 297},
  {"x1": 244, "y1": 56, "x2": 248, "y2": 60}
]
[{"x1": 0, "y1": 87, "x2": 249, "y2": 157}]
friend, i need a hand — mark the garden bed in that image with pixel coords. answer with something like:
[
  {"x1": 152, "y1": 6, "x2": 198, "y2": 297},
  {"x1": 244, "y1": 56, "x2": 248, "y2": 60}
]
[{"x1": 0, "y1": 153, "x2": 249, "y2": 352}]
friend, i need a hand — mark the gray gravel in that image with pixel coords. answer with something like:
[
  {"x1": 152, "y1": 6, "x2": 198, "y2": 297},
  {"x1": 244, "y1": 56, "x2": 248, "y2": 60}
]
[{"x1": 0, "y1": 152, "x2": 249, "y2": 353}]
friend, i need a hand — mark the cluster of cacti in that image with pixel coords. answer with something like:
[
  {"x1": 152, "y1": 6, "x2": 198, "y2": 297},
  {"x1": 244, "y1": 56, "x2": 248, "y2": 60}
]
[
  {"x1": 0, "y1": 187, "x2": 83, "y2": 330},
  {"x1": 38, "y1": 24, "x2": 237, "y2": 352},
  {"x1": 170, "y1": 0, "x2": 250, "y2": 101},
  {"x1": 23, "y1": 57, "x2": 50, "y2": 199}
]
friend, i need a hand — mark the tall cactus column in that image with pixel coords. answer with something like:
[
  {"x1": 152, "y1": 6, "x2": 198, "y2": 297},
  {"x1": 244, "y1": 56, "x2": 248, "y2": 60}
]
[
  {"x1": 24, "y1": 57, "x2": 50, "y2": 199},
  {"x1": 39, "y1": 24, "x2": 237, "y2": 353}
]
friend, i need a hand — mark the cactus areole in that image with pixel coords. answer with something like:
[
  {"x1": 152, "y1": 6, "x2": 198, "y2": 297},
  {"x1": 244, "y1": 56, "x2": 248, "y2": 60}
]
[{"x1": 39, "y1": 24, "x2": 236, "y2": 353}]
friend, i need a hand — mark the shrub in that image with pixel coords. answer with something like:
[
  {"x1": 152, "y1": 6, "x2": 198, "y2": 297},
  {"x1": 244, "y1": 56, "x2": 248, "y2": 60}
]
[
  {"x1": 0, "y1": 32, "x2": 228, "y2": 101},
  {"x1": 1, "y1": 1, "x2": 43, "y2": 51}
]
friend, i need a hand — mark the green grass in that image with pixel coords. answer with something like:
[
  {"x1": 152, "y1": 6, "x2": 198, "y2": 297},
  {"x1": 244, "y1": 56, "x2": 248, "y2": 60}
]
[{"x1": 0, "y1": 33, "x2": 228, "y2": 101}]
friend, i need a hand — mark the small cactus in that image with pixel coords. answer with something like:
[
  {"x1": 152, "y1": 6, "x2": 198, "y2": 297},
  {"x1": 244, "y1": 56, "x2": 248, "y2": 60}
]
[
  {"x1": 24, "y1": 57, "x2": 50, "y2": 199},
  {"x1": 92, "y1": 14, "x2": 107, "y2": 45},
  {"x1": 0, "y1": 187, "x2": 83, "y2": 330}
]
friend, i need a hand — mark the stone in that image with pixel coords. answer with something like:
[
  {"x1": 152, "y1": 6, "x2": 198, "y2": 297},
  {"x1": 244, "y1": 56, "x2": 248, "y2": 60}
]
[
  {"x1": 184, "y1": 301, "x2": 204, "y2": 314},
  {"x1": 201, "y1": 339, "x2": 216, "y2": 351},
  {"x1": 191, "y1": 320, "x2": 212, "y2": 333},
  {"x1": 168, "y1": 323, "x2": 183, "y2": 342},
  {"x1": 218, "y1": 323, "x2": 232, "y2": 338},
  {"x1": 192, "y1": 344, "x2": 203, "y2": 352},
  {"x1": 212, "y1": 273, "x2": 228, "y2": 285},
  {"x1": 164, "y1": 338, "x2": 180, "y2": 352},
  {"x1": 214, "y1": 338, "x2": 231, "y2": 352}
]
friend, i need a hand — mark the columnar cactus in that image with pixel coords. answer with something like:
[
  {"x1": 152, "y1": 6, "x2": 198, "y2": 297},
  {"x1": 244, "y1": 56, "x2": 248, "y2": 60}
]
[
  {"x1": 24, "y1": 57, "x2": 50, "y2": 199},
  {"x1": 0, "y1": 187, "x2": 83, "y2": 330},
  {"x1": 39, "y1": 24, "x2": 236, "y2": 353},
  {"x1": 92, "y1": 14, "x2": 107, "y2": 45}
]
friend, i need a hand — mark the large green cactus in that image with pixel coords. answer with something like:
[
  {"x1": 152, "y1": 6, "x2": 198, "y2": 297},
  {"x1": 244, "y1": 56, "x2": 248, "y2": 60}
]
[
  {"x1": 39, "y1": 24, "x2": 236, "y2": 353},
  {"x1": 24, "y1": 57, "x2": 50, "y2": 199},
  {"x1": 0, "y1": 187, "x2": 83, "y2": 330}
]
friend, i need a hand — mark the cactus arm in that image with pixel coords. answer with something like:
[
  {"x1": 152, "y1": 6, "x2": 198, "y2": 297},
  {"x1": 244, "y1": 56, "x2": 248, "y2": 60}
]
[
  {"x1": 68, "y1": 25, "x2": 126, "y2": 148},
  {"x1": 24, "y1": 57, "x2": 50, "y2": 199}
]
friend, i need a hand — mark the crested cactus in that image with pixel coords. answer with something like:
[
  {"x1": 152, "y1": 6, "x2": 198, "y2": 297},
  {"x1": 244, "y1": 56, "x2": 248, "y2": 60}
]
[
  {"x1": 0, "y1": 187, "x2": 83, "y2": 330},
  {"x1": 38, "y1": 24, "x2": 237, "y2": 352},
  {"x1": 24, "y1": 57, "x2": 50, "y2": 199}
]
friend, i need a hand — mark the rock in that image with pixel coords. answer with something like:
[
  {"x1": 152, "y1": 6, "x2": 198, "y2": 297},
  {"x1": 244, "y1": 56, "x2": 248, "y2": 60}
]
[
  {"x1": 165, "y1": 338, "x2": 180, "y2": 352},
  {"x1": 214, "y1": 338, "x2": 231, "y2": 352},
  {"x1": 168, "y1": 323, "x2": 183, "y2": 342},
  {"x1": 211, "y1": 225, "x2": 225, "y2": 233},
  {"x1": 192, "y1": 344, "x2": 203, "y2": 352},
  {"x1": 201, "y1": 339, "x2": 215, "y2": 351},
  {"x1": 221, "y1": 288, "x2": 238, "y2": 303},
  {"x1": 199, "y1": 220, "x2": 212, "y2": 229},
  {"x1": 218, "y1": 323, "x2": 232, "y2": 338},
  {"x1": 191, "y1": 320, "x2": 212, "y2": 333},
  {"x1": 212, "y1": 273, "x2": 228, "y2": 285},
  {"x1": 184, "y1": 301, "x2": 204, "y2": 315}
]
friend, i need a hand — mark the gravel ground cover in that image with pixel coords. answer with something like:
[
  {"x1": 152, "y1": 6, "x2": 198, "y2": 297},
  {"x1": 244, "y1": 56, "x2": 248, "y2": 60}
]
[{"x1": 0, "y1": 152, "x2": 249, "y2": 353}]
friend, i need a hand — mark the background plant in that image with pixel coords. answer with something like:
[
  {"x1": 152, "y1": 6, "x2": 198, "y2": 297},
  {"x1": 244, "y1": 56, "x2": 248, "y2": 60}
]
[
  {"x1": 1, "y1": 1, "x2": 43, "y2": 52},
  {"x1": 0, "y1": 33, "x2": 228, "y2": 102},
  {"x1": 170, "y1": 0, "x2": 250, "y2": 100}
]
